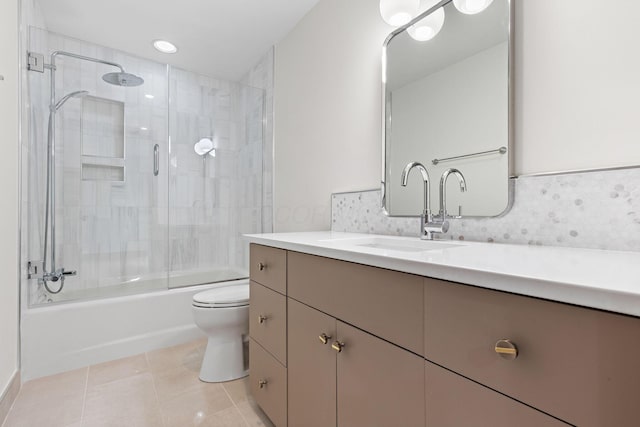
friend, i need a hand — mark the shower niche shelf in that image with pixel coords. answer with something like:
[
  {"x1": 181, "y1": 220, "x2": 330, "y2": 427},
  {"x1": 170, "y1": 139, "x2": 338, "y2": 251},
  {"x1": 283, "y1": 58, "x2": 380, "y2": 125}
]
[{"x1": 81, "y1": 95, "x2": 125, "y2": 183}]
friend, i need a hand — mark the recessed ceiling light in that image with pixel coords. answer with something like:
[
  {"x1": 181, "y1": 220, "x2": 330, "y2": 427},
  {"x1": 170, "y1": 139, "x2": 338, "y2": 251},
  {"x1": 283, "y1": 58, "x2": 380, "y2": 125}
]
[
  {"x1": 153, "y1": 39, "x2": 177, "y2": 54},
  {"x1": 145, "y1": 94, "x2": 154, "y2": 99},
  {"x1": 140, "y1": 127, "x2": 148, "y2": 131}
]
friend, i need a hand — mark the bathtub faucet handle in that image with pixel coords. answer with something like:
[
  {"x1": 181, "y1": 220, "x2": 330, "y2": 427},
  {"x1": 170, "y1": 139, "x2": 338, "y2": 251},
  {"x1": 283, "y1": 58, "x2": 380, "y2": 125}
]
[{"x1": 62, "y1": 270, "x2": 77, "y2": 276}]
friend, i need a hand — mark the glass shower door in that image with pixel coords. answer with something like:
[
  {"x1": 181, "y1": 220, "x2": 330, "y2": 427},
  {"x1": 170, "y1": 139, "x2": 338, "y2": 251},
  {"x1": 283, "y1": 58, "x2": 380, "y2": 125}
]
[{"x1": 167, "y1": 68, "x2": 264, "y2": 288}]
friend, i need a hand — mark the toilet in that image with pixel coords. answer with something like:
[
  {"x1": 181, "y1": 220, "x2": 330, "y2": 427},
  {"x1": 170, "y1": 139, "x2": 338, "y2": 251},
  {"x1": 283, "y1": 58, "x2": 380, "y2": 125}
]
[{"x1": 192, "y1": 282, "x2": 250, "y2": 383}]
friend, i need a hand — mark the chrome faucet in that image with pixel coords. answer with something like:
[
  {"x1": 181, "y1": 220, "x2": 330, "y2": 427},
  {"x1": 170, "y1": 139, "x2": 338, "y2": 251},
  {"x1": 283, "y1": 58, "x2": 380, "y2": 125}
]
[
  {"x1": 437, "y1": 168, "x2": 467, "y2": 227},
  {"x1": 401, "y1": 162, "x2": 442, "y2": 240}
]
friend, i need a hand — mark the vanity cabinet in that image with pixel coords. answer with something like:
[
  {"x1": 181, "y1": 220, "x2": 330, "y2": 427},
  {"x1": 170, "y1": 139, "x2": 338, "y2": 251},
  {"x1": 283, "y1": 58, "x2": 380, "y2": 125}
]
[
  {"x1": 424, "y1": 278, "x2": 640, "y2": 427},
  {"x1": 249, "y1": 244, "x2": 288, "y2": 427},
  {"x1": 249, "y1": 243, "x2": 640, "y2": 427},
  {"x1": 288, "y1": 298, "x2": 425, "y2": 427}
]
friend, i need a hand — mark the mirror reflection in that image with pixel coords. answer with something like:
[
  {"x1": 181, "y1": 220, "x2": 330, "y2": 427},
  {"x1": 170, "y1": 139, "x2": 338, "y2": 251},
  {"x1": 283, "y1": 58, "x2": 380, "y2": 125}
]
[{"x1": 383, "y1": 0, "x2": 511, "y2": 217}]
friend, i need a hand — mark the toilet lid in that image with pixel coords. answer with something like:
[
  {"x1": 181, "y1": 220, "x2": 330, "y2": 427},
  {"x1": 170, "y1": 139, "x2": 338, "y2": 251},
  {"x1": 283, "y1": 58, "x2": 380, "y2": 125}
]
[{"x1": 193, "y1": 283, "x2": 250, "y2": 308}]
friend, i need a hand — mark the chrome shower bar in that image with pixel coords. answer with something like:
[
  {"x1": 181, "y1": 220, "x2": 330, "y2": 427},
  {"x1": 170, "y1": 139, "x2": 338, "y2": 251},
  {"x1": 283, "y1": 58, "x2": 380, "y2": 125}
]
[
  {"x1": 37, "y1": 50, "x2": 143, "y2": 294},
  {"x1": 432, "y1": 146, "x2": 507, "y2": 166}
]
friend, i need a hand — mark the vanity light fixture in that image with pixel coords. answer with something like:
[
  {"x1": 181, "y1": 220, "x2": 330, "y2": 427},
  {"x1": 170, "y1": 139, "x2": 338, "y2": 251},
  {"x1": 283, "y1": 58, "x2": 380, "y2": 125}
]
[
  {"x1": 408, "y1": 0, "x2": 445, "y2": 41},
  {"x1": 453, "y1": 0, "x2": 494, "y2": 15},
  {"x1": 194, "y1": 137, "x2": 216, "y2": 157},
  {"x1": 379, "y1": 0, "x2": 420, "y2": 26},
  {"x1": 153, "y1": 39, "x2": 178, "y2": 54}
]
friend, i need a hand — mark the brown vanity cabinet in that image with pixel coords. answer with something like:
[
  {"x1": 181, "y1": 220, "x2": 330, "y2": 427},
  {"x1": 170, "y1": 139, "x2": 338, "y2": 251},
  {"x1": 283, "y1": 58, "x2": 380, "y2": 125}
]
[
  {"x1": 249, "y1": 244, "x2": 288, "y2": 427},
  {"x1": 287, "y1": 298, "x2": 425, "y2": 427},
  {"x1": 424, "y1": 278, "x2": 640, "y2": 427},
  {"x1": 249, "y1": 243, "x2": 640, "y2": 427}
]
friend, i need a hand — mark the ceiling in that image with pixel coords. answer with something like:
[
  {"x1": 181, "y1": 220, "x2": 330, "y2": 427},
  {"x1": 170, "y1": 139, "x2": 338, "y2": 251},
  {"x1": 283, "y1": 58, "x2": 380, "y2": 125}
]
[{"x1": 38, "y1": 0, "x2": 320, "y2": 81}]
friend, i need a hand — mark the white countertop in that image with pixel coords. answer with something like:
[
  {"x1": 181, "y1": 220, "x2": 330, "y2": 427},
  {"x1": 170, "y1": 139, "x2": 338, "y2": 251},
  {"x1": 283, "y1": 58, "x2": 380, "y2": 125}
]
[{"x1": 245, "y1": 231, "x2": 640, "y2": 317}]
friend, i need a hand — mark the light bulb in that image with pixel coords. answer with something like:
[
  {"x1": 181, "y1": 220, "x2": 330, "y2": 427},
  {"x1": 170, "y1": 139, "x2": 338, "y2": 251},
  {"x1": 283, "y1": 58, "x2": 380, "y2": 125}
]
[
  {"x1": 453, "y1": 0, "x2": 494, "y2": 15},
  {"x1": 379, "y1": 0, "x2": 420, "y2": 26},
  {"x1": 408, "y1": 6, "x2": 445, "y2": 41}
]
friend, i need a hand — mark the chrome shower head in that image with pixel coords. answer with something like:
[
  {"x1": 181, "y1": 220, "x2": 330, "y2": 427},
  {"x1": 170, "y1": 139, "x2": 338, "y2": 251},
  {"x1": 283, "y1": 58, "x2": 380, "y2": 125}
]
[
  {"x1": 102, "y1": 71, "x2": 144, "y2": 87},
  {"x1": 54, "y1": 90, "x2": 89, "y2": 111}
]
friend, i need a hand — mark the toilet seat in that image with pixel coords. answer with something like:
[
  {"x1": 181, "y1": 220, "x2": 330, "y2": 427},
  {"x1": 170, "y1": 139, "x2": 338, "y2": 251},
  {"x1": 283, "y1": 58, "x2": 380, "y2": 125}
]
[{"x1": 193, "y1": 284, "x2": 250, "y2": 309}]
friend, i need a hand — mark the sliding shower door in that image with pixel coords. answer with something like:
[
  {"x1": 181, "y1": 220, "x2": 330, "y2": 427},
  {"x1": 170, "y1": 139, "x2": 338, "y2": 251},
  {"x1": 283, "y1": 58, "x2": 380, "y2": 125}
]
[{"x1": 167, "y1": 68, "x2": 264, "y2": 288}]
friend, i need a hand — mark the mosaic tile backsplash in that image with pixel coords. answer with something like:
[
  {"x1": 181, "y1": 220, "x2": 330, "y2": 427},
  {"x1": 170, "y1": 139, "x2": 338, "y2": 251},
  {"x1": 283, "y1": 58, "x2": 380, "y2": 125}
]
[{"x1": 332, "y1": 167, "x2": 640, "y2": 252}]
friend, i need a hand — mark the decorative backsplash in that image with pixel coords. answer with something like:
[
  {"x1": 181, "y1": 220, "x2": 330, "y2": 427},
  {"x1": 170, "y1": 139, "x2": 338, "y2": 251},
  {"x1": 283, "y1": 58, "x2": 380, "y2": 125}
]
[{"x1": 332, "y1": 167, "x2": 640, "y2": 252}]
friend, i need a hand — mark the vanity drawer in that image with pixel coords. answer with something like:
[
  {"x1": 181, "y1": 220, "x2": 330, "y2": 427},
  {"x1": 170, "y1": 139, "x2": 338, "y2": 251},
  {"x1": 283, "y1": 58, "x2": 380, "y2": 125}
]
[
  {"x1": 250, "y1": 244, "x2": 287, "y2": 294},
  {"x1": 425, "y1": 361, "x2": 569, "y2": 427},
  {"x1": 250, "y1": 339, "x2": 287, "y2": 427},
  {"x1": 250, "y1": 281, "x2": 287, "y2": 365},
  {"x1": 288, "y1": 251, "x2": 423, "y2": 355},
  {"x1": 424, "y1": 278, "x2": 640, "y2": 427}
]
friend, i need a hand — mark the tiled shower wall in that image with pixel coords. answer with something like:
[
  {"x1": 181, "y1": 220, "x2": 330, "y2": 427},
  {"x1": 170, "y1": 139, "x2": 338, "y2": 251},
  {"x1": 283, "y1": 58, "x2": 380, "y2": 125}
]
[
  {"x1": 332, "y1": 167, "x2": 640, "y2": 252},
  {"x1": 168, "y1": 68, "x2": 264, "y2": 286},
  {"x1": 25, "y1": 27, "x2": 270, "y2": 304}
]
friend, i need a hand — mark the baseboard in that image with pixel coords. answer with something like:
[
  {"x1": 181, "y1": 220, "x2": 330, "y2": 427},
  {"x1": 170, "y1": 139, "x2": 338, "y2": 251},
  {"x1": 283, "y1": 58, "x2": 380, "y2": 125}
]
[{"x1": 0, "y1": 371, "x2": 20, "y2": 426}]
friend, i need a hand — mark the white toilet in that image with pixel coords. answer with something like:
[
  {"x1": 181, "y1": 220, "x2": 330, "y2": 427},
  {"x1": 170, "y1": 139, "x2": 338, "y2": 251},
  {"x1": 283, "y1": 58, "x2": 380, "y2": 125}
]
[{"x1": 192, "y1": 282, "x2": 250, "y2": 383}]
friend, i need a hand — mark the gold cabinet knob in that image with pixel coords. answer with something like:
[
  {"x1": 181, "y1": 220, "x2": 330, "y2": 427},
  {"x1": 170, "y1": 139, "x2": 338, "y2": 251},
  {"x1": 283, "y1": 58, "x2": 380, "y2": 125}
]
[
  {"x1": 258, "y1": 379, "x2": 268, "y2": 389},
  {"x1": 319, "y1": 333, "x2": 331, "y2": 345},
  {"x1": 495, "y1": 339, "x2": 518, "y2": 360},
  {"x1": 258, "y1": 262, "x2": 266, "y2": 271},
  {"x1": 258, "y1": 315, "x2": 268, "y2": 324},
  {"x1": 331, "y1": 341, "x2": 345, "y2": 353}
]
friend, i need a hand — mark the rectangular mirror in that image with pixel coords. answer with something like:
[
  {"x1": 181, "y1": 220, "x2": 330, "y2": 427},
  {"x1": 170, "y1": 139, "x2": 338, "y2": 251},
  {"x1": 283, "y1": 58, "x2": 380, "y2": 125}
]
[{"x1": 382, "y1": 0, "x2": 512, "y2": 217}]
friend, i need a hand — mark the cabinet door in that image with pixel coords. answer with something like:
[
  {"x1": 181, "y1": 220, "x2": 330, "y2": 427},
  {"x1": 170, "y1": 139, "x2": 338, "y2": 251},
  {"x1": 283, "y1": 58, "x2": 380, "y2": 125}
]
[
  {"x1": 250, "y1": 281, "x2": 287, "y2": 365},
  {"x1": 337, "y1": 321, "x2": 425, "y2": 427},
  {"x1": 288, "y1": 299, "x2": 337, "y2": 427},
  {"x1": 425, "y1": 361, "x2": 570, "y2": 426},
  {"x1": 250, "y1": 339, "x2": 287, "y2": 427}
]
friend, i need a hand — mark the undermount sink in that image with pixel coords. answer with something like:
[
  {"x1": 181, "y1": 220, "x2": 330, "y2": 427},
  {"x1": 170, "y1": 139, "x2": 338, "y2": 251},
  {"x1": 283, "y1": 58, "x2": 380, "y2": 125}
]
[{"x1": 321, "y1": 236, "x2": 463, "y2": 253}]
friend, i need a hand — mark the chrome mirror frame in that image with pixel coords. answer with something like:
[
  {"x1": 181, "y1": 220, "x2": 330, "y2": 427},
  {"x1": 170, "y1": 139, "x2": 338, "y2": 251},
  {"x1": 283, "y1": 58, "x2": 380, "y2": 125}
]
[{"x1": 380, "y1": 0, "x2": 515, "y2": 218}]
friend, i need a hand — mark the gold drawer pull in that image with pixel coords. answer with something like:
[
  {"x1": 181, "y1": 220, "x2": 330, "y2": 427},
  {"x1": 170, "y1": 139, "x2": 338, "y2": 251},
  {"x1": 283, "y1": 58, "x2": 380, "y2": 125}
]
[
  {"x1": 495, "y1": 339, "x2": 518, "y2": 360},
  {"x1": 258, "y1": 315, "x2": 268, "y2": 324},
  {"x1": 258, "y1": 379, "x2": 268, "y2": 389},
  {"x1": 331, "y1": 341, "x2": 345, "y2": 353},
  {"x1": 258, "y1": 262, "x2": 266, "y2": 271},
  {"x1": 319, "y1": 333, "x2": 331, "y2": 345}
]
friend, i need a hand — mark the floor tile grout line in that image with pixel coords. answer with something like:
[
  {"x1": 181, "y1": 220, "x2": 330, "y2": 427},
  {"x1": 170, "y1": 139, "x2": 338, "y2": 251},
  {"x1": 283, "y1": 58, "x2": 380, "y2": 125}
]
[
  {"x1": 145, "y1": 352, "x2": 166, "y2": 427},
  {"x1": 79, "y1": 366, "x2": 89, "y2": 426},
  {"x1": 220, "y1": 383, "x2": 251, "y2": 427}
]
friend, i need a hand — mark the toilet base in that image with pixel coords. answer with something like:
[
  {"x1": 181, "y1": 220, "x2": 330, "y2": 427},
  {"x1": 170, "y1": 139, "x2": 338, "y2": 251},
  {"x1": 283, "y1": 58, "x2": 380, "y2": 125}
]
[{"x1": 199, "y1": 334, "x2": 248, "y2": 383}]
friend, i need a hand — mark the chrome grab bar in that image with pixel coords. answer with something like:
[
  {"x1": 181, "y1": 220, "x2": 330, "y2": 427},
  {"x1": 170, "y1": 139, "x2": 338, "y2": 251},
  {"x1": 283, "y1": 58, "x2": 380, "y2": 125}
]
[
  {"x1": 153, "y1": 144, "x2": 159, "y2": 176},
  {"x1": 432, "y1": 146, "x2": 507, "y2": 165}
]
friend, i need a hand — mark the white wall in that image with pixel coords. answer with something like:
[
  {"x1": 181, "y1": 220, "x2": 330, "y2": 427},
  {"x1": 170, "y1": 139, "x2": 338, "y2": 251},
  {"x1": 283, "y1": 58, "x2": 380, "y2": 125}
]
[
  {"x1": 273, "y1": 0, "x2": 390, "y2": 231},
  {"x1": 0, "y1": 0, "x2": 21, "y2": 397},
  {"x1": 274, "y1": 0, "x2": 640, "y2": 231}
]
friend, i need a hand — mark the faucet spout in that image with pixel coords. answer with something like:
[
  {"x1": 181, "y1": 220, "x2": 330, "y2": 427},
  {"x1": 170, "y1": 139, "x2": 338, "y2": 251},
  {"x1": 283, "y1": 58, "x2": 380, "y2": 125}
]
[
  {"x1": 439, "y1": 168, "x2": 467, "y2": 218},
  {"x1": 400, "y1": 162, "x2": 431, "y2": 220}
]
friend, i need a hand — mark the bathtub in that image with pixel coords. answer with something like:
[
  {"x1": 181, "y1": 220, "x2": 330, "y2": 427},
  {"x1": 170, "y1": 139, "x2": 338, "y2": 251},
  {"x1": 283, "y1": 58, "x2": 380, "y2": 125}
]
[{"x1": 21, "y1": 278, "x2": 249, "y2": 381}]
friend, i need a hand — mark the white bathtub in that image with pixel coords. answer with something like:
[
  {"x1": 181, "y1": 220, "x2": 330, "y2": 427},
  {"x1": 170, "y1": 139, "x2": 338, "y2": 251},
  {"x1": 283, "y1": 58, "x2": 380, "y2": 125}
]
[{"x1": 21, "y1": 278, "x2": 248, "y2": 381}]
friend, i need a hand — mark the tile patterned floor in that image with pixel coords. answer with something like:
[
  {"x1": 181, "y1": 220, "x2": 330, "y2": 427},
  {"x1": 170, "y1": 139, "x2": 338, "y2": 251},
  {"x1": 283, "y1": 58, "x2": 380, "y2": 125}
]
[{"x1": 2, "y1": 339, "x2": 275, "y2": 427}]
